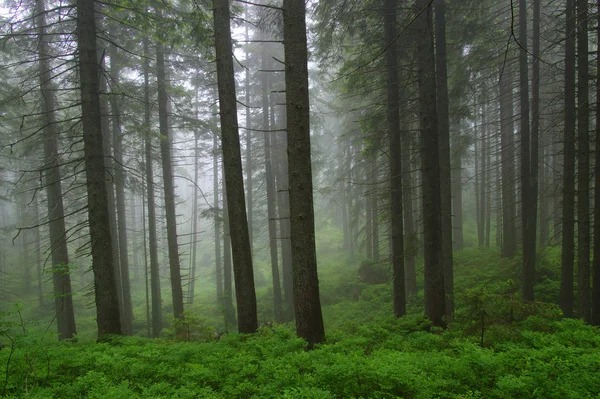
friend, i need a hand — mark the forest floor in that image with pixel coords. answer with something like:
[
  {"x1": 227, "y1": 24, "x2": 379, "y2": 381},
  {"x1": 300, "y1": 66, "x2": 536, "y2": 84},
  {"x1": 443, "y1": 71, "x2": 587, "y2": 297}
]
[{"x1": 1, "y1": 248, "x2": 599, "y2": 398}]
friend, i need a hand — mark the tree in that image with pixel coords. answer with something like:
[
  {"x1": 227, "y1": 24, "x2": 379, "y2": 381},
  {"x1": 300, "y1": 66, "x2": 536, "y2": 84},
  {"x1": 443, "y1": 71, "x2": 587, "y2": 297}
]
[
  {"x1": 384, "y1": 0, "x2": 405, "y2": 318},
  {"x1": 283, "y1": 0, "x2": 325, "y2": 346},
  {"x1": 414, "y1": 0, "x2": 446, "y2": 327},
  {"x1": 212, "y1": 0, "x2": 258, "y2": 334},
  {"x1": 576, "y1": 0, "x2": 590, "y2": 322},
  {"x1": 593, "y1": 0, "x2": 600, "y2": 326},
  {"x1": 560, "y1": 0, "x2": 576, "y2": 317},
  {"x1": 35, "y1": 0, "x2": 77, "y2": 340},
  {"x1": 76, "y1": 0, "x2": 121, "y2": 338}
]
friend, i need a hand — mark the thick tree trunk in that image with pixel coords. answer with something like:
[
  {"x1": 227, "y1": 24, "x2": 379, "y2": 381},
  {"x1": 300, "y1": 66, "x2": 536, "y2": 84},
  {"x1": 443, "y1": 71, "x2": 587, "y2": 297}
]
[
  {"x1": 560, "y1": 0, "x2": 576, "y2": 317},
  {"x1": 499, "y1": 64, "x2": 517, "y2": 258},
  {"x1": 592, "y1": 0, "x2": 600, "y2": 326},
  {"x1": 109, "y1": 42, "x2": 133, "y2": 335},
  {"x1": 76, "y1": 0, "x2": 121, "y2": 338},
  {"x1": 221, "y1": 176, "x2": 237, "y2": 329},
  {"x1": 143, "y1": 38, "x2": 162, "y2": 337},
  {"x1": 415, "y1": 0, "x2": 446, "y2": 327},
  {"x1": 36, "y1": 0, "x2": 77, "y2": 339},
  {"x1": 283, "y1": 0, "x2": 325, "y2": 346},
  {"x1": 435, "y1": 0, "x2": 453, "y2": 319},
  {"x1": 385, "y1": 0, "x2": 405, "y2": 317},
  {"x1": 576, "y1": 0, "x2": 590, "y2": 322},
  {"x1": 213, "y1": 0, "x2": 258, "y2": 334}
]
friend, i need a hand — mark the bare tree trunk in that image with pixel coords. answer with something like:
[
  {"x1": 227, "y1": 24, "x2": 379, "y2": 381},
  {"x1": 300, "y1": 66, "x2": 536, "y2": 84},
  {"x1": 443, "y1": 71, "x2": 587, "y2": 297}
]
[
  {"x1": 213, "y1": 0, "x2": 258, "y2": 333},
  {"x1": 213, "y1": 131, "x2": 223, "y2": 304},
  {"x1": 385, "y1": 0, "x2": 405, "y2": 316},
  {"x1": 262, "y1": 51, "x2": 283, "y2": 322},
  {"x1": 560, "y1": 0, "x2": 576, "y2": 317},
  {"x1": 283, "y1": 0, "x2": 325, "y2": 345},
  {"x1": 499, "y1": 64, "x2": 517, "y2": 258},
  {"x1": 435, "y1": 0, "x2": 453, "y2": 318},
  {"x1": 143, "y1": 38, "x2": 162, "y2": 337},
  {"x1": 35, "y1": 0, "x2": 77, "y2": 339},
  {"x1": 221, "y1": 175, "x2": 237, "y2": 329},
  {"x1": 415, "y1": 0, "x2": 446, "y2": 327},
  {"x1": 576, "y1": 0, "x2": 590, "y2": 322},
  {"x1": 592, "y1": 0, "x2": 600, "y2": 326},
  {"x1": 109, "y1": 42, "x2": 133, "y2": 335},
  {"x1": 245, "y1": 21, "x2": 254, "y2": 256},
  {"x1": 76, "y1": 0, "x2": 121, "y2": 338}
]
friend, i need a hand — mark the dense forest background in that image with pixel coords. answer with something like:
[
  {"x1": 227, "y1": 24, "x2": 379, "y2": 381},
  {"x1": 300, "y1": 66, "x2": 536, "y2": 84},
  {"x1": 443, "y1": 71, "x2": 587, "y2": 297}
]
[{"x1": 0, "y1": 0, "x2": 599, "y2": 397}]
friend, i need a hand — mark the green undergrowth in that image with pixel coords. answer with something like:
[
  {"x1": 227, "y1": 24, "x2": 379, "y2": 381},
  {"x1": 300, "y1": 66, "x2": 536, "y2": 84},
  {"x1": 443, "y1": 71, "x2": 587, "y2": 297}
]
[{"x1": 2, "y1": 247, "x2": 599, "y2": 398}]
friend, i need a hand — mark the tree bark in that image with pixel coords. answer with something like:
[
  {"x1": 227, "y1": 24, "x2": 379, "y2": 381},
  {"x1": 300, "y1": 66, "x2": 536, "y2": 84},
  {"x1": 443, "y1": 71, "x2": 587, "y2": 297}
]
[
  {"x1": 213, "y1": 129, "x2": 223, "y2": 304},
  {"x1": 76, "y1": 0, "x2": 121, "y2": 338},
  {"x1": 143, "y1": 37, "x2": 162, "y2": 337},
  {"x1": 283, "y1": 0, "x2": 325, "y2": 346},
  {"x1": 245, "y1": 22, "x2": 254, "y2": 256},
  {"x1": 385, "y1": 0, "x2": 405, "y2": 317},
  {"x1": 435, "y1": 0, "x2": 453, "y2": 319},
  {"x1": 109, "y1": 42, "x2": 133, "y2": 335},
  {"x1": 36, "y1": 0, "x2": 77, "y2": 339},
  {"x1": 576, "y1": 0, "x2": 590, "y2": 322},
  {"x1": 213, "y1": 0, "x2": 258, "y2": 334},
  {"x1": 560, "y1": 0, "x2": 576, "y2": 317},
  {"x1": 592, "y1": 0, "x2": 600, "y2": 326},
  {"x1": 415, "y1": 0, "x2": 446, "y2": 327}
]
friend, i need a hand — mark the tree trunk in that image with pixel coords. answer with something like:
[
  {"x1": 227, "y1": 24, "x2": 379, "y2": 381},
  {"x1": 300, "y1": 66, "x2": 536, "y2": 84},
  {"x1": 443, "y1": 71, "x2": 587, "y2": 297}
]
[
  {"x1": 434, "y1": 0, "x2": 453, "y2": 319},
  {"x1": 576, "y1": 0, "x2": 590, "y2": 322},
  {"x1": 415, "y1": 0, "x2": 446, "y2": 327},
  {"x1": 519, "y1": 0, "x2": 536, "y2": 302},
  {"x1": 499, "y1": 63, "x2": 517, "y2": 258},
  {"x1": 156, "y1": 33, "x2": 185, "y2": 322},
  {"x1": 245, "y1": 22, "x2": 254, "y2": 256},
  {"x1": 385, "y1": 0, "x2": 406, "y2": 317},
  {"x1": 262, "y1": 51, "x2": 283, "y2": 322},
  {"x1": 76, "y1": 0, "x2": 121, "y2": 338},
  {"x1": 221, "y1": 175, "x2": 237, "y2": 329},
  {"x1": 213, "y1": 0, "x2": 258, "y2": 334},
  {"x1": 592, "y1": 0, "x2": 600, "y2": 326},
  {"x1": 283, "y1": 0, "x2": 325, "y2": 346},
  {"x1": 109, "y1": 42, "x2": 133, "y2": 335},
  {"x1": 560, "y1": 0, "x2": 576, "y2": 317},
  {"x1": 213, "y1": 130, "x2": 223, "y2": 304},
  {"x1": 35, "y1": 0, "x2": 77, "y2": 339},
  {"x1": 143, "y1": 38, "x2": 162, "y2": 337}
]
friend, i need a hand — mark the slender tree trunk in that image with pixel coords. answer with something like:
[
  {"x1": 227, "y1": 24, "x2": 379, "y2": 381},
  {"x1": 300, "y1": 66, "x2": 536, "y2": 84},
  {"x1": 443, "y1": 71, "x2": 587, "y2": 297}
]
[
  {"x1": 283, "y1": 0, "x2": 325, "y2": 345},
  {"x1": 262, "y1": 51, "x2": 283, "y2": 322},
  {"x1": 519, "y1": 0, "x2": 536, "y2": 302},
  {"x1": 245, "y1": 22, "x2": 254, "y2": 256},
  {"x1": 143, "y1": 38, "x2": 162, "y2": 337},
  {"x1": 435, "y1": 0, "x2": 453, "y2": 318},
  {"x1": 221, "y1": 174, "x2": 237, "y2": 329},
  {"x1": 451, "y1": 139, "x2": 463, "y2": 251},
  {"x1": 474, "y1": 116, "x2": 483, "y2": 247},
  {"x1": 499, "y1": 64, "x2": 517, "y2": 258},
  {"x1": 76, "y1": 0, "x2": 121, "y2": 338},
  {"x1": 385, "y1": 0, "x2": 406, "y2": 316},
  {"x1": 592, "y1": 0, "x2": 600, "y2": 326},
  {"x1": 109, "y1": 42, "x2": 133, "y2": 335},
  {"x1": 213, "y1": 0, "x2": 258, "y2": 333},
  {"x1": 35, "y1": 0, "x2": 77, "y2": 339},
  {"x1": 560, "y1": 0, "x2": 576, "y2": 317},
  {"x1": 415, "y1": 0, "x2": 445, "y2": 327},
  {"x1": 188, "y1": 127, "x2": 200, "y2": 305},
  {"x1": 576, "y1": 0, "x2": 590, "y2": 322},
  {"x1": 365, "y1": 160, "x2": 374, "y2": 260}
]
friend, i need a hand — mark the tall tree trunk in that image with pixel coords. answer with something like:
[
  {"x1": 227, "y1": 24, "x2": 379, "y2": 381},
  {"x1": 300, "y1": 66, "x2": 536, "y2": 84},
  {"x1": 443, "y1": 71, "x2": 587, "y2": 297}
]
[
  {"x1": 474, "y1": 115, "x2": 483, "y2": 247},
  {"x1": 156, "y1": 32, "x2": 185, "y2": 322},
  {"x1": 188, "y1": 127, "x2": 200, "y2": 305},
  {"x1": 35, "y1": 0, "x2": 77, "y2": 339},
  {"x1": 283, "y1": 0, "x2": 325, "y2": 346},
  {"x1": 365, "y1": 160, "x2": 373, "y2": 260},
  {"x1": 576, "y1": 0, "x2": 590, "y2": 322},
  {"x1": 385, "y1": 0, "x2": 406, "y2": 317},
  {"x1": 592, "y1": 0, "x2": 600, "y2": 326},
  {"x1": 415, "y1": 0, "x2": 445, "y2": 327},
  {"x1": 143, "y1": 38, "x2": 162, "y2": 337},
  {"x1": 213, "y1": 0, "x2": 258, "y2": 334},
  {"x1": 519, "y1": 0, "x2": 536, "y2": 302},
  {"x1": 221, "y1": 174, "x2": 237, "y2": 329},
  {"x1": 560, "y1": 0, "x2": 576, "y2": 317},
  {"x1": 262, "y1": 51, "x2": 283, "y2": 322},
  {"x1": 76, "y1": 0, "x2": 121, "y2": 338},
  {"x1": 435, "y1": 0, "x2": 453, "y2": 318},
  {"x1": 450, "y1": 136, "x2": 463, "y2": 251},
  {"x1": 109, "y1": 42, "x2": 133, "y2": 335},
  {"x1": 245, "y1": 22, "x2": 254, "y2": 256},
  {"x1": 402, "y1": 131, "x2": 417, "y2": 297},
  {"x1": 499, "y1": 64, "x2": 517, "y2": 258}
]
